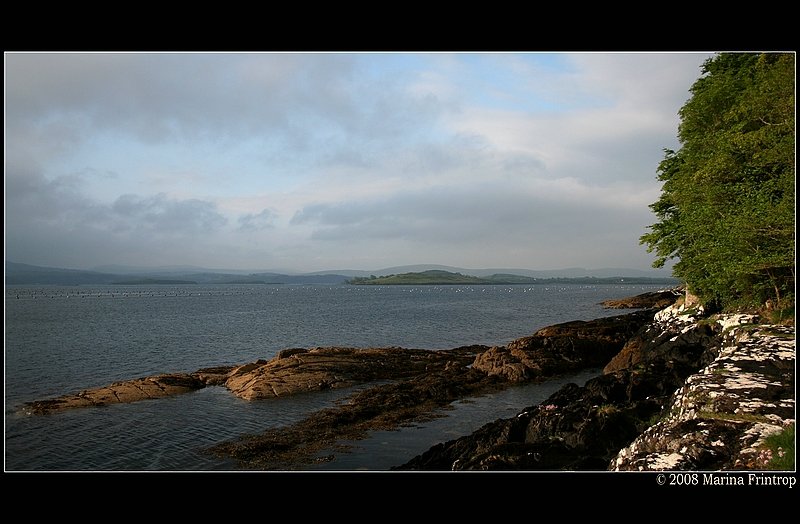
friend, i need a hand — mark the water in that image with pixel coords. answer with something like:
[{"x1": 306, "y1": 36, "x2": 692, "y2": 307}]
[
  {"x1": 310, "y1": 367, "x2": 601, "y2": 471},
  {"x1": 4, "y1": 283, "x2": 662, "y2": 471}
]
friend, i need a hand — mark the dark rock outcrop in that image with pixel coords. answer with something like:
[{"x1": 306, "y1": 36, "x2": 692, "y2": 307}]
[
  {"x1": 612, "y1": 321, "x2": 795, "y2": 471},
  {"x1": 399, "y1": 303, "x2": 795, "y2": 472},
  {"x1": 205, "y1": 312, "x2": 657, "y2": 469},
  {"x1": 397, "y1": 306, "x2": 727, "y2": 470},
  {"x1": 209, "y1": 363, "x2": 508, "y2": 469},
  {"x1": 472, "y1": 310, "x2": 656, "y2": 382},
  {"x1": 601, "y1": 288, "x2": 683, "y2": 309}
]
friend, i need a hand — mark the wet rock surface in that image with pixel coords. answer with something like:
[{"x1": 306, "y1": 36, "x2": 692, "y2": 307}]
[
  {"x1": 224, "y1": 346, "x2": 471, "y2": 400},
  {"x1": 208, "y1": 360, "x2": 506, "y2": 469},
  {"x1": 23, "y1": 371, "x2": 231, "y2": 415},
  {"x1": 23, "y1": 346, "x2": 485, "y2": 414},
  {"x1": 397, "y1": 307, "x2": 723, "y2": 470}
]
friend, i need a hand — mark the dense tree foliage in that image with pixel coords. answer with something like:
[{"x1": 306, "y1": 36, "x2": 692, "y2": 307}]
[{"x1": 641, "y1": 53, "x2": 795, "y2": 310}]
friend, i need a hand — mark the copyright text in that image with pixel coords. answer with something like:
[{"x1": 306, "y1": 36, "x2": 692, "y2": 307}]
[{"x1": 656, "y1": 473, "x2": 796, "y2": 487}]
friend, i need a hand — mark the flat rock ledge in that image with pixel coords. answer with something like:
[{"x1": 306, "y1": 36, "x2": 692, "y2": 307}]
[
  {"x1": 22, "y1": 368, "x2": 233, "y2": 415},
  {"x1": 22, "y1": 347, "x2": 481, "y2": 415}
]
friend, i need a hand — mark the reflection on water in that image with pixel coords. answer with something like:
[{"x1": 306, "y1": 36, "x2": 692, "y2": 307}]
[
  {"x1": 5, "y1": 385, "x2": 364, "y2": 471},
  {"x1": 308, "y1": 368, "x2": 601, "y2": 471}
]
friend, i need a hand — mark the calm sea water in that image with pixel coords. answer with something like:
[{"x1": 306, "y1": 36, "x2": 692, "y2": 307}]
[{"x1": 4, "y1": 283, "x2": 663, "y2": 471}]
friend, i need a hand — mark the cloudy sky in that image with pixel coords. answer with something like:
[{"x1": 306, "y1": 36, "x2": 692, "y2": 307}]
[{"x1": 5, "y1": 52, "x2": 713, "y2": 273}]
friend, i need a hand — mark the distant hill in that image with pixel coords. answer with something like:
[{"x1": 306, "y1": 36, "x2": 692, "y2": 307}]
[
  {"x1": 5, "y1": 262, "x2": 120, "y2": 285},
  {"x1": 5, "y1": 261, "x2": 678, "y2": 286},
  {"x1": 323, "y1": 264, "x2": 676, "y2": 280},
  {"x1": 110, "y1": 278, "x2": 199, "y2": 285},
  {"x1": 348, "y1": 270, "x2": 678, "y2": 286},
  {"x1": 5, "y1": 261, "x2": 351, "y2": 286},
  {"x1": 350, "y1": 270, "x2": 494, "y2": 285}
]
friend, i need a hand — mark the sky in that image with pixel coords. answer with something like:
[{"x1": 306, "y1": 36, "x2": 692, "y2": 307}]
[{"x1": 4, "y1": 51, "x2": 714, "y2": 273}]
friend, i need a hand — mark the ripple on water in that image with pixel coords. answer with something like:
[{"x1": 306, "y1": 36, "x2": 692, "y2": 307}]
[{"x1": 5, "y1": 384, "x2": 368, "y2": 471}]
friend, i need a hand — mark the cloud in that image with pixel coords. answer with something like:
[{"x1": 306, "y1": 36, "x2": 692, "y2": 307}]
[
  {"x1": 4, "y1": 53, "x2": 449, "y2": 151},
  {"x1": 111, "y1": 193, "x2": 228, "y2": 235},
  {"x1": 290, "y1": 182, "x2": 654, "y2": 254},
  {"x1": 237, "y1": 208, "x2": 276, "y2": 231},
  {"x1": 4, "y1": 52, "x2": 713, "y2": 271},
  {"x1": 4, "y1": 164, "x2": 228, "y2": 267}
]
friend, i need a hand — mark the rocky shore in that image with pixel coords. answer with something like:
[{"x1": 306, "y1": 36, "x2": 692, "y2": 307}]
[
  {"x1": 397, "y1": 301, "x2": 795, "y2": 471},
  {"x1": 22, "y1": 288, "x2": 794, "y2": 472}
]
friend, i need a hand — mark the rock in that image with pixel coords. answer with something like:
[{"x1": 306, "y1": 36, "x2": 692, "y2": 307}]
[
  {"x1": 23, "y1": 372, "x2": 217, "y2": 415},
  {"x1": 601, "y1": 288, "x2": 683, "y2": 309},
  {"x1": 612, "y1": 323, "x2": 795, "y2": 471},
  {"x1": 397, "y1": 307, "x2": 730, "y2": 471},
  {"x1": 603, "y1": 320, "x2": 719, "y2": 375},
  {"x1": 472, "y1": 310, "x2": 655, "y2": 382},
  {"x1": 396, "y1": 366, "x2": 683, "y2": 471},
  {"x1": 208, "y1": 351, "x2": 507, "y2": 469},
  {"x1": 22, "y1": 346, "x2": 490, "y2": 413},
  {"x1": 223, "y1": 346, "x2": 484, "y2": 400},
  {"x1": 401, "y1": 314, "x2": 794, "y2": 472},
  {"x1": 193, "y1": 366, "x2": 237, "y2": 386}
]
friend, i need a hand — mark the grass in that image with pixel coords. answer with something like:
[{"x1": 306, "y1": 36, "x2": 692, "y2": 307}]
[
  {"x1": 762, "y1": 424, "x2": 795, "y2": 471},
  {"x1": 679, "y1": 307, "x2": 702, "y2": 317},
  {"x1": 596, "y1": 404, "x2": 619, "y2": 416}
]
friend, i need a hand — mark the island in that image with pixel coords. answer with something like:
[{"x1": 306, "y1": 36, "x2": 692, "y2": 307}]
[
  {"x1": 110, "y1": 278, "x2": 198, "y2": 285},
  {"x1": 348, "y1": 270, "x2": 676, "y2": 286}
]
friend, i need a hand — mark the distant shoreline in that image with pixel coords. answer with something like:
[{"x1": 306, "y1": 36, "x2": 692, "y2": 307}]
[
  {"x1": 5, "y1": 261, "x2": 677, "y2": 286},
  {"x1": 349, "y1": 270, "x2": 679, "y2": 286}
]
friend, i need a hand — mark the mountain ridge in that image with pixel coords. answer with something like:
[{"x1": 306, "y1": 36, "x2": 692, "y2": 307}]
[{"x1": 5, "y1": 261, "x2": 678, "y2": 286}]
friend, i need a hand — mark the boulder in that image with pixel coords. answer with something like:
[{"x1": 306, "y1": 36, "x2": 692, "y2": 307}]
[{"x1": 603, "y1": 321, "x2": 719, "y2": 375}]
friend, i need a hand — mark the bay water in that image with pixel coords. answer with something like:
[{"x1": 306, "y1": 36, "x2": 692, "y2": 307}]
[{"x1": 4, "y1": 283, "x2": 664, "y2": 471}]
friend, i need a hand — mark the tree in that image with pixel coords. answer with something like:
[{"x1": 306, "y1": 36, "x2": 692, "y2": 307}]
[{"x1": 641, "y1": 53, "x2": 795, "y2": 310}]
